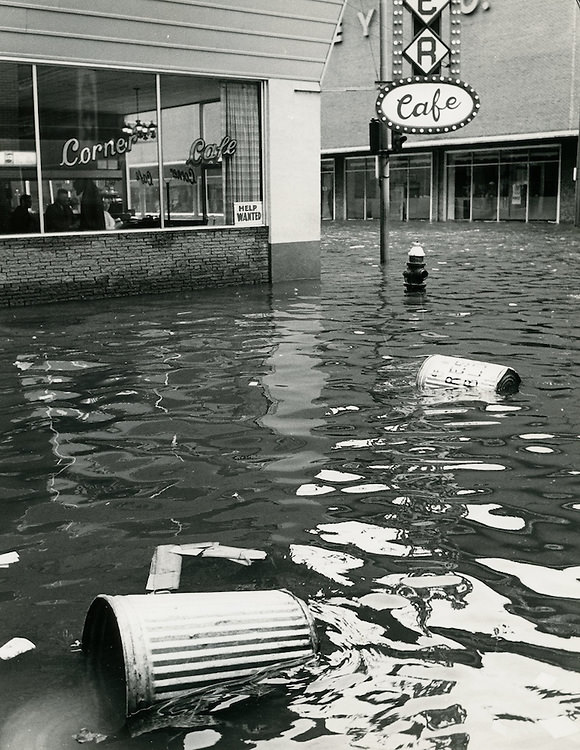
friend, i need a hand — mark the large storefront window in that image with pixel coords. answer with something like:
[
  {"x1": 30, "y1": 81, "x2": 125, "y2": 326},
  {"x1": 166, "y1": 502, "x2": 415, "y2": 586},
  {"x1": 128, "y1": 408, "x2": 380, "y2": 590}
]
[
  {"x1": 37, "y1": 67, "x2": 158, "y2": 231},
  {"x1": 160, "y1": 78, "x2": 262, "y2": 227},
  {"x1": 389, "y1": 155, "x2": 431, "y2": 221},
  {"x1": 0, "y1": 62, "x2": 263, "y2": 235},
  {"x1": 447, "y1": 147, "x2": 559, "y2": 222},
  {"x1": 0, "y1": 64, "x2": 38, "y2": 233},
  {"x1": 345, "y1": 155, "x2": 431, "y2": 221},
  {"x1": 346, "y1": 157, "x2": 378, "y2": 220},
  {"x1": 160, "y1": 77, "x2": 209, "y2": 227}
]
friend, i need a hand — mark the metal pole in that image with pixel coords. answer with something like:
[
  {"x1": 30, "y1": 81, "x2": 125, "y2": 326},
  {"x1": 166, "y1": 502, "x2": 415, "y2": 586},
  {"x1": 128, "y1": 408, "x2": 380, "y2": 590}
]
[
  {"x1": 574, "y1": 0, "x2": 580, "y2": 227},
  {"x1": 575, "y1": 128, "x2": 580, "y2": 227},
  {"x1": 379, "y1": 0, "x2": 391, "y2": 264},
  {"x1": 575, "y1": 0, "x2": 580, "y2": 225}
]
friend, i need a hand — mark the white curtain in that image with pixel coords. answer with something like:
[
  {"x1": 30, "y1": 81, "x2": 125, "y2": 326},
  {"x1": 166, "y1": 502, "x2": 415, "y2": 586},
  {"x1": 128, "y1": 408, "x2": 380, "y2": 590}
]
[{"x1": 220, "y1": 82, "x2": 261, "y2": 225}]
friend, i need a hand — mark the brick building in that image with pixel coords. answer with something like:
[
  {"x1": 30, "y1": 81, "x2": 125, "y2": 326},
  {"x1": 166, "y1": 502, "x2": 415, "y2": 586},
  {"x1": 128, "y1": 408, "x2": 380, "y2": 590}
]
[
  {"x1": 0, "y1": 1, "x2": 344, "y2": 306},
  {"x1": 321, "y1": 0, "x2": 580, "y2": 223}
]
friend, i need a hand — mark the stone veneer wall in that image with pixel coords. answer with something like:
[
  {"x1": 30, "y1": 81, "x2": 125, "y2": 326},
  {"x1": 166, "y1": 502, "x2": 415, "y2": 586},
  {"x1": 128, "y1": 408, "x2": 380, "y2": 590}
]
[{"x1": 0, "y1": 226, "x2": 270, "y2": 307}]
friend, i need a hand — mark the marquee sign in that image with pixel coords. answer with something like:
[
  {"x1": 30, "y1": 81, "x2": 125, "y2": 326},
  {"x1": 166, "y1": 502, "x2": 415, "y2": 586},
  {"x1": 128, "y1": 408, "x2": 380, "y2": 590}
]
[
  {"x1": 375, "y1": 76, "x2": 480, "y2": 134},
  {"x1": 404, "y1": 27, "x2": 451, "y2": 75},
  {"x1": 404, "y1": 0, "x2": 450, "y2": 24}
]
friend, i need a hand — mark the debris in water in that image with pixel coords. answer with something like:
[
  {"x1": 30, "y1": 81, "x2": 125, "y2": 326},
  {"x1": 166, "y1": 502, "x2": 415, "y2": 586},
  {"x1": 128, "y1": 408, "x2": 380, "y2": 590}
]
[
  {"x1": 146, "y1": 542, "x2": 267, "y2": 590},
  {"x1": 171, "y1": 542, "x2": 267, "y2": 566},
  {"x1": 0, "y1": 551, "x2": 19, "y2": 567},
  {"x1": 0, "y1": 637, "x2": 35, "y2": 660},
  {"x1": 74, "y1": 727, "x2": 108, "y2": 744}
]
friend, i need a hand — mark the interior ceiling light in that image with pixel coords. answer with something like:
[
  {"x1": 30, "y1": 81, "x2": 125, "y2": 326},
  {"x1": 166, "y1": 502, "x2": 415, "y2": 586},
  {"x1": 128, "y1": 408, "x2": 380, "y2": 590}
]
[{"x1": 122, "y1": 87, "x2": 157, "y2": 140}]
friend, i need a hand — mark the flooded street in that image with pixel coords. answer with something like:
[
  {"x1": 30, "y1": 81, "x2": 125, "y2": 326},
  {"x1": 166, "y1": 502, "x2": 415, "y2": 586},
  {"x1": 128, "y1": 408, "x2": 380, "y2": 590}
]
[{"x1": 1, "y1": 220, "x2": 580, "y2": 749}]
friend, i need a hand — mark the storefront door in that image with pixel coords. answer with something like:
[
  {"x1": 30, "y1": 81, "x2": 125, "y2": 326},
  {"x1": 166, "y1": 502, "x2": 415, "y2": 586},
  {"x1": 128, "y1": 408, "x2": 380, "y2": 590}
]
[
  {"x1": 499, "y1": 161, "x2": 528, "y2": 221},
  {"x1": 321, "y1": 159, "x2": 335, "y2": 220}
]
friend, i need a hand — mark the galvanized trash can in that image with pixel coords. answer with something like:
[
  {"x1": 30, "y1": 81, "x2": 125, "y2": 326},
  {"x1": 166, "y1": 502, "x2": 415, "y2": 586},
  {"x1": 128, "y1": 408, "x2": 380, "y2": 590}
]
[
  {"x1": 82, "y1": 589, "x2": 317, "y2": 721},
  {"x1": 417, "y1": 354, "x2": 521, "y2": 394}
]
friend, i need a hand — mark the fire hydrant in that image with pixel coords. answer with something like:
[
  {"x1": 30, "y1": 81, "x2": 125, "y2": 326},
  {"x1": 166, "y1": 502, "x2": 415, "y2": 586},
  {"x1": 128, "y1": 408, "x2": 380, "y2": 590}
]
[{"x1": 403, "y1": 241, "x2": 428, "y2": 294}]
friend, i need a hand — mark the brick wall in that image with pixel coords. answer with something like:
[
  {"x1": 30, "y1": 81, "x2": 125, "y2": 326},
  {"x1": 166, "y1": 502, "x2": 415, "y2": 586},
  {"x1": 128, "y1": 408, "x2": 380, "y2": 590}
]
[{"x1": 0, "y1": 226, "x2": 270, "y2": 307}]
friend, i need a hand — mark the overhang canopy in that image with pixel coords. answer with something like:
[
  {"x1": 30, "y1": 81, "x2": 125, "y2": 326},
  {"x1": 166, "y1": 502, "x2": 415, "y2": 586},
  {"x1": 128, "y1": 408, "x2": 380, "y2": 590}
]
[{"x1": 0, "y1": 0, "x2": 346, "y2": 83}]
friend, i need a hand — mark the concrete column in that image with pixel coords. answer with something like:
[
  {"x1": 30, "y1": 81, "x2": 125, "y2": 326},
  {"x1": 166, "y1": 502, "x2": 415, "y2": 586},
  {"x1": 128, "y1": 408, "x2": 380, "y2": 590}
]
[{"x1": 265, "y1": 79, "x2": 321, "y2": 282}]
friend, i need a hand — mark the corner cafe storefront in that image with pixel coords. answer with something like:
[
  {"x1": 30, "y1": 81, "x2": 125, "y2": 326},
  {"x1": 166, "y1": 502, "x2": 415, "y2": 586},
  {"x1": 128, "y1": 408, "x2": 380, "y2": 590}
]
[
  {"x1": 1, "y1": 64, "x2": 261, "y2": 232},
  {"x1": 0, "y1": 0, "x2": 344, "y2": 306}
]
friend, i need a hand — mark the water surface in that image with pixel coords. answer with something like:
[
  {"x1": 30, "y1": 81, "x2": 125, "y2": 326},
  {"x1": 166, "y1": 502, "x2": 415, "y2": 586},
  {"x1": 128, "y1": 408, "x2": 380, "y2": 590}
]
[{"x1": 0, "y1": 221, "x2": 579, "y2": 749}]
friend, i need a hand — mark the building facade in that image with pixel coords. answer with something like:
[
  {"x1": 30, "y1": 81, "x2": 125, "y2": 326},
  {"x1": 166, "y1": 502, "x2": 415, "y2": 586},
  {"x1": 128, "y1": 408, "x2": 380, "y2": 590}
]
[
  {"x1": 0, "y1": 0, "x2": 344, "y2": 306},
  {"x1": 321, "y1": 0, "x2": 580, "y2": 223}
]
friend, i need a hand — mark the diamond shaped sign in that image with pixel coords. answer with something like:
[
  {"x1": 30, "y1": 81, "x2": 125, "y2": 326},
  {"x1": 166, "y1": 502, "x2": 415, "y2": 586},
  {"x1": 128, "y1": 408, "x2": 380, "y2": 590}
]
[
  {"x1": 404, "y1": 0, "x2": 450, "y2": 25},
  {"x1": 404, "y1": 27, "x2": 450, "y2": 75}
]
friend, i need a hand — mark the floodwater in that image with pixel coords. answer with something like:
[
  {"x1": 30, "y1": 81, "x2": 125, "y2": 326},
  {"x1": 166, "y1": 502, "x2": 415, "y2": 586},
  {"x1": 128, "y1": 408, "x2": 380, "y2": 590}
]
[{"x1": 0, "y1": 220, "x2": 579, "y2": 749}]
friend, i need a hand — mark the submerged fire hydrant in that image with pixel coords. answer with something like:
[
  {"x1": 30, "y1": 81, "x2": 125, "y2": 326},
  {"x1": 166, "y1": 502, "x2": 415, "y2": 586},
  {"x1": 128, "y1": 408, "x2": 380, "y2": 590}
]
[{"x1": 403, "y1": 241, "x2": 428, "y2": 294}]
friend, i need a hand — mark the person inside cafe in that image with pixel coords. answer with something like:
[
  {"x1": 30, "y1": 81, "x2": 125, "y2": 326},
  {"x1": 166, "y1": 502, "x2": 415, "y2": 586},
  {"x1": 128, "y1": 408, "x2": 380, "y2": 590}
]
[
  {"x1": 102, "y1": 195, "x2": 123, "y2": 230},
  {"x1": 45, "y1": 188, "x2": 76, "y2": 232},
  {"x1": 73, "y1": 178, "x2": 105, "y2": 230},
  {"x1": 11, "y1": 194, "x2": 38, "y2": 234}
]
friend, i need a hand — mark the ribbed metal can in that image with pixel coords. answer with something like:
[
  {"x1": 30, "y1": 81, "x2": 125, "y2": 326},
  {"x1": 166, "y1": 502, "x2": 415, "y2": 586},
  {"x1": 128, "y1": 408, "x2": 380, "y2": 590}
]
[
  {"x1": 82, "y1": 589, "x2": 317, "y2": 718},
  {"x1": 416, "y1": 354, "x2": 521, "y2": 394}
]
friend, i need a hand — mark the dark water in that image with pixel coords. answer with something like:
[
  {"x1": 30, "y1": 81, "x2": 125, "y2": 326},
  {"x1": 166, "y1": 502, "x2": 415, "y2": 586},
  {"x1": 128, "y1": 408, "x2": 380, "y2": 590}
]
[{"x1": 1, "y1": 221, "x2": 579, "y2": 749}]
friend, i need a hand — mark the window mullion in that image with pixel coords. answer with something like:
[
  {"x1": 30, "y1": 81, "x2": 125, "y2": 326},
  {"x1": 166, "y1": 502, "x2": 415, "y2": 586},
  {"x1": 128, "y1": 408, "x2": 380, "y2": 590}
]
[{"x1": 31, "y1": 65, "x2": 44, "y2": 234}]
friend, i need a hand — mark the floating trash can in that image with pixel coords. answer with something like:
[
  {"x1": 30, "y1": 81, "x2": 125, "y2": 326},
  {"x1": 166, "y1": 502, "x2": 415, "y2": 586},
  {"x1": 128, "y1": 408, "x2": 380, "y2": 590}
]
[
  {"x1": 82, "y1": 589, "x2": 317, "y2": 719},
  {"x1": 417, "y1": 354, "x2": 521, "y2": 394}
]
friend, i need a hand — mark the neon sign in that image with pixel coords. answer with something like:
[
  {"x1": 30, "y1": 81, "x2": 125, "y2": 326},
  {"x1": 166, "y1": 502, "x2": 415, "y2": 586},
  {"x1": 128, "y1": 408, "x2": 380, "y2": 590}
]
[
  {"x1": 186, "y1": 136, "x2": 237, "y2": 167},
  {"x1": 376, "y1": 76, "x2": 480, "y2": 134}
]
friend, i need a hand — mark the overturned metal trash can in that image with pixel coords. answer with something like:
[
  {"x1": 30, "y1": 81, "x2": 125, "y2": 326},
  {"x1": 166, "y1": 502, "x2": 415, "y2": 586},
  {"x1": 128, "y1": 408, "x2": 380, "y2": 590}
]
[
  {"x1": 417, "y1": 354, "x2": 521, "y2": 394},
  {"x1": 82, "y1": 589, "x2": 317, "y2": 720}
]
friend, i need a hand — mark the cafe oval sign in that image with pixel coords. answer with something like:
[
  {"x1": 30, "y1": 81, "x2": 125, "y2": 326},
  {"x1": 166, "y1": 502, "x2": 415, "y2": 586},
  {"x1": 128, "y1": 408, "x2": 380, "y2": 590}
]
[{"x1": 376, "y1": 76, "x2": 480, "y2": 135}]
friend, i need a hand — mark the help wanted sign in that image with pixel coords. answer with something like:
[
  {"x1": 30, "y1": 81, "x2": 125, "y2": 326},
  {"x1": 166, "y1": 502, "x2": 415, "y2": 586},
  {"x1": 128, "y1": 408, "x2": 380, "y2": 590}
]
[{"x1": 233, "y1": 201, "x2": 263, "y2": 227}]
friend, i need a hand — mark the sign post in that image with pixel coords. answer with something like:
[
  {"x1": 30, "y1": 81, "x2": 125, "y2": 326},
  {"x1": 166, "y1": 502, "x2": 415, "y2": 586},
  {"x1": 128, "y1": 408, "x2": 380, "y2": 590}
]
[
  {"x1": 374, "y1": 0, "x2": 480, "y2": 265},
  {"x1": 576, "y1": 0, "x2": 580, "y2": 226},
  {"x1": 576, "y1": 132, "x2": 580, "y2": 227},
  {"x1": 379, "y1": 0, "x2": 391, "y2": 265}
]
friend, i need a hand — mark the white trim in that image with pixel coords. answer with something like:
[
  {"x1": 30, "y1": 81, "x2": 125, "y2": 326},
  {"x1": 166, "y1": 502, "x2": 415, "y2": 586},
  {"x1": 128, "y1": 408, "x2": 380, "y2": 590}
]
[
  {"x1": 323, "y1": 130, "x2": 579, "y2": 156},
  {"x1": 260, "y1": 80, "x2": 269, "y2": 229},
  {"x1": 321, "y1": 0, "x2": 348, "y2": 84},
  {"x1": 0, "y1": 27, "x2": 325, "y2": 65},
  {"x1": 0, "y1": 53, "x2": 322, "y2": 83},
  {"x1": 155, "y1": 74, "x2": 165, "y2": 229},
  {"x1": 0, "y1": 0, "x2": 342, "y2": 27},
  {"x1": 0, "y1": 4, "x2": 332, "y2": 45}
]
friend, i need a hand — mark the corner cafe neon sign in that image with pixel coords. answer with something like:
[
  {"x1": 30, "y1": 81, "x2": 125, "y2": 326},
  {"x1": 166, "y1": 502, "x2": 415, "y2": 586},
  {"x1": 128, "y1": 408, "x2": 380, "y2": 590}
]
[
  {"x1": 60, "y1": 134, "x2": 237, "y2": 169},
  {"x1": 376, "y1": 76, "x2": 480, "y2": 135}
]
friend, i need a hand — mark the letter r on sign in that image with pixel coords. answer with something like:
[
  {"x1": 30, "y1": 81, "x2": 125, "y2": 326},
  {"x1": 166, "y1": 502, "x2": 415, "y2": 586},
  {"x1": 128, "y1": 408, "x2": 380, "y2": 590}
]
[{"x1": 418, "y1": 36, "x2": 437, "y2": 67}]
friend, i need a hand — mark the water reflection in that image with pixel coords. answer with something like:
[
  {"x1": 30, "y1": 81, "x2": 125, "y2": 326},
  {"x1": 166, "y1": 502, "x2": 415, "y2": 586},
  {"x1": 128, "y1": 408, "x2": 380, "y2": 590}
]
[
  {"x1": 0, "y1": 222, "x2": 580, "y2": 748},
  {"x1": 258, "y1": 281, "x2": 328, "y2": 478}
]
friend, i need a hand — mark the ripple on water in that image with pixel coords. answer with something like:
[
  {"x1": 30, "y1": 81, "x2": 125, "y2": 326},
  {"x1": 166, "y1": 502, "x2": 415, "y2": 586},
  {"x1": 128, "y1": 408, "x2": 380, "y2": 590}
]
[{"x1": 1, "y1": 223, "x2": 580, "y2": 747}]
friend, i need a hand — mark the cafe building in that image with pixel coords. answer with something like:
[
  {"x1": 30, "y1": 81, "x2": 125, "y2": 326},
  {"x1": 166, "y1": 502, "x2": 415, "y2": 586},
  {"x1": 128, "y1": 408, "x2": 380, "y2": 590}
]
[
  {"x1": 0, "y1": 0, "x2": 344, "y2": 306},
  {"x1": 321, "y1": 0, "x2": 580, "y2": 223}
]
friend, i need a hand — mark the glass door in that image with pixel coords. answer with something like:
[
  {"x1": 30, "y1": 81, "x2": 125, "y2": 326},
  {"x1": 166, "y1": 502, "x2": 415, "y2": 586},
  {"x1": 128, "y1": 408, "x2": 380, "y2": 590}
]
[
  {"x1": 472, "y1": 152, "x2": 499, "y2": 220},
  {"x1": 499, "y1": 160, "x2": 528, "y2": 220},
  {"x1": 321, "y1": 159, "x2": 335, "y2": 220},
  {"x1": 446, "y1": 152, "x2": 472, "y2": 220}
]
